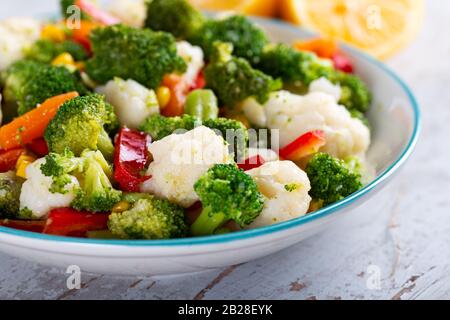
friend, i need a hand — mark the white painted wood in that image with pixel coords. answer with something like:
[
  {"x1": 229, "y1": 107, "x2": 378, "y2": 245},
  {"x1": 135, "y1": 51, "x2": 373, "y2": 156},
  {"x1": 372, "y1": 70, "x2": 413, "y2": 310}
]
[{"x1": 0, "y1": 0, "x2": 449, "y2": 300}]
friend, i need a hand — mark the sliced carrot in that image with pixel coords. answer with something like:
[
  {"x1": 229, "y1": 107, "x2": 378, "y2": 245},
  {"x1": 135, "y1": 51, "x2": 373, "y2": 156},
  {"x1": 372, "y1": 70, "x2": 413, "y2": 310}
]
[
  {"x1": 161, "y1": 74, "x2": 189, "y2": 117},
  {"x1": 293, "y1": 38, "x2": 338, "y2": 59},
  {"x1": 0, "y1": 92, "x2": 79, "y2": 151}
]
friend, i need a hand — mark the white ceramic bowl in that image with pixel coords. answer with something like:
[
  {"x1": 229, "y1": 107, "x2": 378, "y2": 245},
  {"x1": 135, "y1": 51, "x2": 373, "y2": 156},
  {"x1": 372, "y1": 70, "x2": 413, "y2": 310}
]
[{"x1": 0, "y1": 17, "x2": 420, "y2": 276}]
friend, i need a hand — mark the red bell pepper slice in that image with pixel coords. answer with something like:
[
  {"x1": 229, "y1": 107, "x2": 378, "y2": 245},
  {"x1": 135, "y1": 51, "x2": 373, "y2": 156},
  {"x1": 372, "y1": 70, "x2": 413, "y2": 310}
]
[
  {"x1": 279, "y1": 130, "x2": 326, "y2": 161},
  {"x1": 238, "y1": 155, "x2": 266, "y2": 171},
  {"x1": 75, "y1": 0, "x2": 120, "y2": 25},
  {"x1": 114, "y1": 128, "x2": 152, "y2": 192},
  {"x1": 0, "y1": 148, "x2": 25, "y2": 173},
  {"x1": 0, "y1": 220, "x2": 46, "y2": 233},
  {"x1": 190, "y1": 70, "x2": 206, "y2": 91},
  {"x1": 28, "y1": 138, "x2": 49, "y2": 157},
  {"x1": 332, "y1": 52, "x2": 354, "y2": 73},
  {"x1": 43, "y1": 208, "x2": 110, "y2": 236}
]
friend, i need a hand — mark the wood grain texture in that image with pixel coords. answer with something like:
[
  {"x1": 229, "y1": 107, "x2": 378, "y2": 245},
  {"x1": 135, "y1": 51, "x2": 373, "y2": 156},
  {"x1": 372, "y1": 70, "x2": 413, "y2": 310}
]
[{"x1": 0, "y1": 0, "x2": 449, "y2": 300}]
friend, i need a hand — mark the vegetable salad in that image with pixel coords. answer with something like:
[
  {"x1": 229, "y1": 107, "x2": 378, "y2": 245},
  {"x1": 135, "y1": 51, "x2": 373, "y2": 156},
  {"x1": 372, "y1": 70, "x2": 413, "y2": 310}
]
[{"x1": 0, "y1": 0, "x2": 372, "y2": 239}]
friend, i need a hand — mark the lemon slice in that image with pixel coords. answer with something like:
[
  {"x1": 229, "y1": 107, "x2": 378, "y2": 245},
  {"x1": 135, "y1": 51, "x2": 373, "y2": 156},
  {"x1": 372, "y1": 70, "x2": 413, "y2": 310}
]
[
  {"x1": 189, "y1": 0, "x2": 277, "y2": 17},
  {"x1": 281, "y1": 0, "x2": 424, "y2": 59}
]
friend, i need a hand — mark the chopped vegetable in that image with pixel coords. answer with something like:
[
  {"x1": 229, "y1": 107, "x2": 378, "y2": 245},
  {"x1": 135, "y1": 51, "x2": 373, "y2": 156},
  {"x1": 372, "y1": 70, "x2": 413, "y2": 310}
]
[
  {"x1": 75, "y1": 0, "x2": 120, "y2": 25},
  {"x1": 160, "y1": 74, "x2": 188, "y2": 117},
  {"x1": 305, "y1": 153, "x2": 363, "y2": 206},
  {"x1": 331, "y1": 52, "x2": 354, "y2": 73},
  {"x1": 25, "y1": 39, "x2": 88, "y2": 63},
  {"x1": 145, "y1": 0, "x2": 206, "y2": 39},
  {"x1": 15, "y1": 153, "x2": 36, "y2": 179},
  {"x1": 237, "y1": 155, "x2": 265, "y2": 171},
  {"x1": 184, "y1": 89, "x2": 219, "y2": 120},
  {"x1": 114, "y1": 128, "x2": 152, "y2": 192},
  {"x1": 85, "y1": 24, "x2": 187, "y2": 89},
  {"x1": 205, "y1": 42, "x2": 282, "y2": 108},
  {"x1": 293, "y1": 38, "x2": 338, "y2": 59},
  {"x1": 43, "y1": 207, "x2": 109, "y2": 236},
  {"x1": 41, "y1": 149, "x2": 122, "y2": 212},
  {"x1": 191, "y1": 15, "x2": 269, "y2": 64},
  {"x1": 0, "y1": 92, "x2": 79, "y2": 151},
  {"x1": 279, "y1": 130, "x2": 326, "y2": 161},
  {"x1": 0, "y1": 171, "x2": 24, "y2": 218},
  {"x1": 108, "y1": 193, "x2": 188, "y2": 239},
  {"x1": 191, "y1": 164, "x2": 264, "y2": 236},
  {"x1": 1, "y1": 60, "x2": 88, "y2": 116},
  {"x1": 70, "y1": 20, "x2": 100, "y2": 53},
  {"x1": 44, "y1": 94, "x2": 117, "y2": 159},
  {"x1": 0, "y1": 149, "x2": 25, "y2": 173}
]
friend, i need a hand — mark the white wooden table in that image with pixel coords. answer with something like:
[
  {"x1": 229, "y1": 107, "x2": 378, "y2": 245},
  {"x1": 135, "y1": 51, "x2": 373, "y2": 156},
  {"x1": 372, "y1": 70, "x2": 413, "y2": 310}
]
[{"x1": 1, "y1": 0, "x2": 449, "y2": 300}]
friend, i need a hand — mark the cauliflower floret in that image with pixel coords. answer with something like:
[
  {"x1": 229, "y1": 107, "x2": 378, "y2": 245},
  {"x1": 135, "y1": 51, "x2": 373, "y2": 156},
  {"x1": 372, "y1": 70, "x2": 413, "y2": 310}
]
[
  {"x1": 19, "y1": 158, "x2": 79, "y2": 219},
  {"x1": 96, "y1": 77, "x2": 159, "y2": 129},
  {"x1": 176, "y1": 41, "x2": 205, "y2": 87},
  {"x1": 309, "y1": 77, "x2": 342, "y2": 101},
  {"x1": 141, "y1": 126, "x2": 232, "y2": 207},
  {"x1": 0, "y1": 17, "x2": 40, "y2": 71},
  {"x1": 241, "y1": 97, "x2": 267, "y2": 128},
  {"x1": 107, "y1": 0, "x2": 146, "y2": 28},
  {"x1": 243, "y1": 91, "x2": 370, "y2": 159},
  {"x1": 247, "y1": 147, "x2": 279, "y2": 163},
  {"x1": 246, "y1": 161, "x2": 311, "y2": 228}
]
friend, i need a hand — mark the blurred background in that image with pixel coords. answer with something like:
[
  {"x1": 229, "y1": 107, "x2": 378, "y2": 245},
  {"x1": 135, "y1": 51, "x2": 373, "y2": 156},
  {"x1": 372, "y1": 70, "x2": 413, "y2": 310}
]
[{"x1": 0, "y1": 0, "x2": 426, "y2": 60}]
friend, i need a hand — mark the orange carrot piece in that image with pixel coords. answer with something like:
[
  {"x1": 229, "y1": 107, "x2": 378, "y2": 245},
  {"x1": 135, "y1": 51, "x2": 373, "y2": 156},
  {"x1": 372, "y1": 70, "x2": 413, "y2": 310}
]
[
  {"x1": 293, "y1": 38, "x2": 338, "y2": 59},
  {"x1": 0, "y1": 92, "x2": 79, "y2": 151},
  {"x1": 161, "y1": 74, "x2": 189, "y2": 117}
]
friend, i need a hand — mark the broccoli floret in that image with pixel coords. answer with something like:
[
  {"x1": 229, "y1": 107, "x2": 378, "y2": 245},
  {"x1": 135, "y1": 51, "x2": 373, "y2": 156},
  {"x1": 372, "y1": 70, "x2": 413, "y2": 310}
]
[
  {"x1": 1, "y1": 60, "x2": 41, "y2": 121},
  {"x1": 60, "y1": 0, "x2": 91, "y2": 20},
  {"x1": 1, "y1": 60, "x2": 89, "y2": 116},
  {"x1": 71, "y1": 150, "x2": 122, "y2": 212},
  {"x1": 205, "y1": 42, "x2": 282, "y2": 108},
  {"x1": 257, "y1": 43, "x2": 334, "y2": 89},
  {"x1": 305, "y1": 153, "x2": 363, "y2": 206},
  {"x1": 144, "y1": 0, "x2": 205, "y2": 40},
  {"x1": 190, "y1": 164, "x2": 264, "y2": 236},
  {"x1": 257, "y1": 44, "x2": 372, "y2": 114},
  {"x1": 139, "y1": 114, "x2": 248, "y2": 160},
  {"x1": 108, "y1": 194, "x2": 188, "y2": 239},
  {"x1": 331, "y1": 71, "x2": 372, "y2": 114},
  {"x1": 40, "y1": 148, "x2": 84, "y2": 194},
  {"x1": 191, "y1": 15, "x2": 269, "y2": 65},
  {"x1": 25, "y1": 39, "x2": 88, "y2": 63},
  {"x1": 44, "y1": 94, "x2": 117, "y2": 160},
  {"x1": 85, "y1": 24, "x2": 187, "y2": 89},
  {"x1": 41, "y1": 150, "x2": 122, "y2": 212},
  {"x1": 139, "y1": 114, "x2": 201, "y2": 141},
  {"x1": 0, "y1": 172, "x2": 24, "y2": 218}
]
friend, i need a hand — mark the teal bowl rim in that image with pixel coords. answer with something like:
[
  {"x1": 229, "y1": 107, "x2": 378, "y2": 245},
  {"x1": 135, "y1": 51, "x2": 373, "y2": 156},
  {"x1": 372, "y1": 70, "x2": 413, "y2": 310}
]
[{"x1": 0, "y1": 17, "x2": 421, "y2": 247}]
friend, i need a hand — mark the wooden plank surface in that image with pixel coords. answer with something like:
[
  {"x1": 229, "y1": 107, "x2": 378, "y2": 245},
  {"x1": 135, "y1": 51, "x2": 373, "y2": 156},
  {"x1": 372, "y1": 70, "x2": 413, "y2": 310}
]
[{"x1": 0, "y1": 0, "x2": 449, "y2": 300}]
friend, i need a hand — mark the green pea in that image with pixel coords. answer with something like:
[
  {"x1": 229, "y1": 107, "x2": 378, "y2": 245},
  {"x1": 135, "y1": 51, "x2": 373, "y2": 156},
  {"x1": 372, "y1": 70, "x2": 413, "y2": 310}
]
[{"x1": 184, "y1": 89, "x2": 219, "y2": 120}]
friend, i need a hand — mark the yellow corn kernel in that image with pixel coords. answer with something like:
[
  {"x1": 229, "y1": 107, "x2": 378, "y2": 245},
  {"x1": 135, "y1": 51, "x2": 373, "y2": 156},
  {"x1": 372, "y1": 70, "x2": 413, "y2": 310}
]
[
  {"x1": 112, "y1": 201, "x2": 130, "y2": 213},
  {"x1": 41, "y1": 24, "x2": 66, "y2": 42},
  {"x1": 156, "y1": 86, "x2": 171, "y2": 109},
  {"x1": 16, "y1": 154, "x2": 36, "y2": 179},
  {"x1": 51, "y1": 52, "x2": 75, "y2": 67}
]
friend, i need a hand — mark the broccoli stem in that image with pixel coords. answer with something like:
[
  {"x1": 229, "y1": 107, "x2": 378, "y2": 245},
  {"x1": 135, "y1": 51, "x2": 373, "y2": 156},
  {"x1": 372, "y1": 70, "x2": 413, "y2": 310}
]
[
  {"x1": 97, "y1": 129, "x2": 115, "y2": 161},
  {"x1": 190, "y1": 206, "x2": 227, "y2": 236}
]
